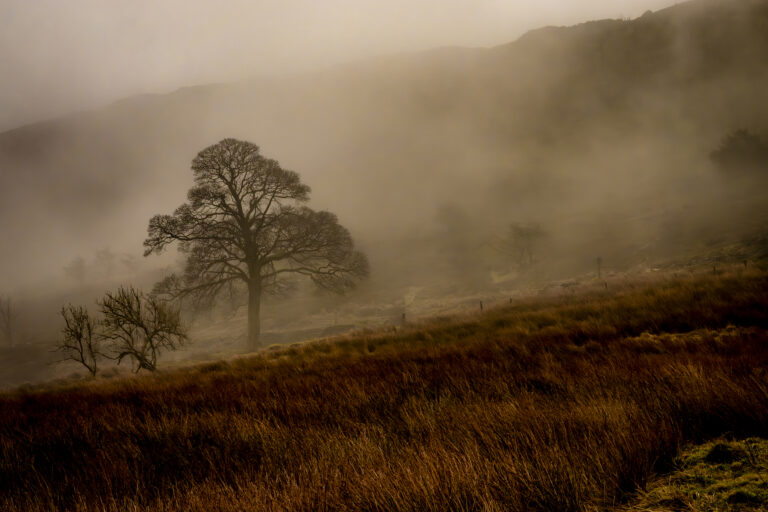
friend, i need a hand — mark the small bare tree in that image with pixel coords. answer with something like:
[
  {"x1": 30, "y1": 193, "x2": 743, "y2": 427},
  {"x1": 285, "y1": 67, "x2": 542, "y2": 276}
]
[
  {"x1": 711, "y1": 129, "x2": 768, "y2": 174},
  {"x1": 507, "y1": 222, "x2": 546, "y2": 267},
  {"x1": 58, "y1": 305, "x2": 100, "y2": 377},
  {"x1": 100, "y1": 286, "x2": 186, "y2": 373},
  {"x1": 0, "y1": 296, "x2": 16, "y2": 347}
]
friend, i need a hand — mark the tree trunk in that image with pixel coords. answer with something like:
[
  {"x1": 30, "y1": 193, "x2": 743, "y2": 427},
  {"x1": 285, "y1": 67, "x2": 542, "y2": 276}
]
[{"x1": 247, "y1": 278, "x2": 262, "y2": 351}]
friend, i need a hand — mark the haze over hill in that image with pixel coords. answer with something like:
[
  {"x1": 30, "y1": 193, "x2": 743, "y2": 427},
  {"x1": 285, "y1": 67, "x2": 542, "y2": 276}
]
[
  {"x1": 1, "y1": 0, "x2": 768, "y2": 354},
  {"x1": 0, "y1": 0, "x2": 676, "y2": 132}
]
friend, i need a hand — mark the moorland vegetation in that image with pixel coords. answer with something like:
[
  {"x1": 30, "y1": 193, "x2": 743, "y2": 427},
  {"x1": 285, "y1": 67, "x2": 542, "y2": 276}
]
[{"x1": 1, "y1": 266, "x2": 767, "y2": 511}]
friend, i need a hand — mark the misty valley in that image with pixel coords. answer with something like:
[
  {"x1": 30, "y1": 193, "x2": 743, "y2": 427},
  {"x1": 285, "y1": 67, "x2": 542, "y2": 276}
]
[{"x1": 2, "y1": 1, "x2": 768, "y2": 511}]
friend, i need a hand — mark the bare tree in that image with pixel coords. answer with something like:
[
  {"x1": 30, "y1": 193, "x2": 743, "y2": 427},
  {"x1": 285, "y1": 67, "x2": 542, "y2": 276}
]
[
  {"x1": 100, "y1": 286, "x2": 186, "y2": 373},
  {"x1": 144, "y1": 138, "x2": 369, "y2": 350},
  {"x1": 58, "y1": 305, "x2": 100, "y2": 377},
  {"x1": 711, "y1": 129, "x2": 768, "y2": 174},
  {"x1": 433, "y1": 203, "x2": 490, "y2": 286},
  {"x1": 0, "y1": 296, "x2": 15, "y2": 347},
  {"x1": 506, "y1": 222, "x2": 547, "y2": 267},
  {"x1": 63, "y1": 256, "x2": 87, "y2": 283}
]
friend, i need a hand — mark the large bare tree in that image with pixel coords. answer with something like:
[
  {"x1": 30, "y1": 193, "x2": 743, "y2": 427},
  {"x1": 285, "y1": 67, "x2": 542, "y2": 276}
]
[{"x1": 144, "y1": 138, "x2": 369, "y2": 350}]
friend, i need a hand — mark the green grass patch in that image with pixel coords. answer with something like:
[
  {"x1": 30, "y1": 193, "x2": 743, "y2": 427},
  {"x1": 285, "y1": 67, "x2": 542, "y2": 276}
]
[{"x1": 627, "y1": 438, "x2": 768, "y2": 511}]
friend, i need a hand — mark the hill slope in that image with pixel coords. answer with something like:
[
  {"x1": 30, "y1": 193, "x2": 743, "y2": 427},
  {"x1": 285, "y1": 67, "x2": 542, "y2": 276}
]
[
  {"x1": 2, "y1": 0, "x2": 768, "y2": 290},
  {"x1": 2, "y1": 266, "x2": 768, "y2": 511}
]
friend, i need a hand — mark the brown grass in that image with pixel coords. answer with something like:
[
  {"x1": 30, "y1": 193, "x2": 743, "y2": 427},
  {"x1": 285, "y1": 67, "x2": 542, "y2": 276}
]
[{"x1": 2, "y1": 269, "x2": 768, "y2": 511}]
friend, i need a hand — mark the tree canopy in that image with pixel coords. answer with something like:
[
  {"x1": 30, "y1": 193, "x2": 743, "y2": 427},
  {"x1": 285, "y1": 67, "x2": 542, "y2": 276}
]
[
  {"x1": 710, "y1": 129, "x2": 768, "y2": 174},
  {"x1": 144, "y1": 138, "x2": 368, "y2": 350}
]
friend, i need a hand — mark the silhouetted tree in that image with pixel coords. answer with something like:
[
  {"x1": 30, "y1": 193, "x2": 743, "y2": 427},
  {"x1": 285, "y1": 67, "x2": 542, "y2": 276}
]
[
  {"x1": 506, "y1": 222, "x2": 546, "y2": 267},
  {"x1": 433, "y1": 203, "x2": 489, "y2": 285},
  {"x1": 56, "y1": 287, "x2": 185, "y2": 375},
  {"x1": 63, "y1": 256, "x2": 87, "y2": 283},
  {"x1": 58, "y1": 305, "x2": 100, "y2": 377},
  {"x1": 0, "y1": 296, "x2": 15, "y2": 347},
  {"x1": 144, "y1": 139, "x2": 369, "y2": 350},
  {"x1": 100, "y1": 286, "x2": 186, "y2": 373},
  {"x1": 710, "y1": 129, "x2": 768, "y2": 174}
]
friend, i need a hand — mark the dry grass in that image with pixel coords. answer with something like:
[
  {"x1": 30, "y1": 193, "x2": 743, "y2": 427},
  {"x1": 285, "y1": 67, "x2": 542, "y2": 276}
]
[{"x1": 2, "y1": 269, "x2": 768, "y2": 511}]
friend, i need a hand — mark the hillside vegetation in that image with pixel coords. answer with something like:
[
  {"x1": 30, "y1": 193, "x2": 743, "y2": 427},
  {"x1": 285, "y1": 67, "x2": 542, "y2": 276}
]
[{"x1": 2, "y1": 266, "x2": 768, "y2": 511}]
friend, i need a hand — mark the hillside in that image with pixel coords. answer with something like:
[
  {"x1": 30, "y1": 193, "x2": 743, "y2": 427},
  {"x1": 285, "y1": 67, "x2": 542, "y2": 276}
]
[
  {"x1": 2, "y1": 0, "x2": 768, "y2": 293},
  {"x1": 1, "y1": 266, "x2": 767, "y2": 511}
]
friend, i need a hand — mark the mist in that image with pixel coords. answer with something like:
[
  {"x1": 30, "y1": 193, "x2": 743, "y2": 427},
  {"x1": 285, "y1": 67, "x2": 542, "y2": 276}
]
[
  {"x1": 1, "y1": 0, "x2": 768, "y2": 386},
  {"x1": 0, "y1": 0, "x2": 680, "y2": 291},
  {"x1": 0, "y1": 0, "x2": 674, "y2": 131}
]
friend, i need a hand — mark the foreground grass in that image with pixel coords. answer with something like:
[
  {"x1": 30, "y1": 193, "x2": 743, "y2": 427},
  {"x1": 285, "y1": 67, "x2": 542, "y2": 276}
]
[{"x1": 2, "y1": 269, "x2": 768, "y2": 511}]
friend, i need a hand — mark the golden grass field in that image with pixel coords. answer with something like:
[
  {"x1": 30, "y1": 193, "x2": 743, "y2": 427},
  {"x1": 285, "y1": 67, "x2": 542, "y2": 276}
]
[{"x1": 2, "y1": 267, "x2": 768, "y2": 511}]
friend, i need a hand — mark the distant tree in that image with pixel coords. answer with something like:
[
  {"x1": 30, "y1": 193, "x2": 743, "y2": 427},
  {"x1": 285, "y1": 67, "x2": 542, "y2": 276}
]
[
  {"x1": 94, "y1": 248, "x2": 118, "y2": 277},
  {"x1": 63, "y1": 256, "x2": 87, "y2": 283},
  {"x1": 144, "y1": 139, "x2": 369, "y2": 350},
  {"x1": 710, "y1": 129, "x2": 768, "y2": 174},
  {"x1": 100, "y1": 286, "x2": 186, "y2": 373},
  {"x1": 58, "y1": 305, "x2": 100, "y2": 377},
  {"x1": 433, "y1": 203, "x2": 489, "y2": 285},
  {"x1": 0, "y1": 296, "x2": 16, "y2": 347},
  {"x1": 506, "y1": 222, "x2": 547, "y2": 267}
]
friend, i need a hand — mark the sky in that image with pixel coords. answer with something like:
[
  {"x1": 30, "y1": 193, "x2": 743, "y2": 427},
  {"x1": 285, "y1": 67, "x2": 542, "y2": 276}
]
[{"x1": 0, "y1": 0, "x2": 677, "y2": 132}]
